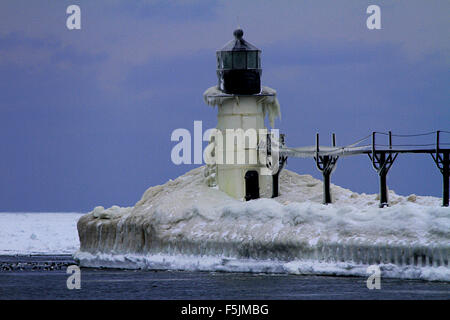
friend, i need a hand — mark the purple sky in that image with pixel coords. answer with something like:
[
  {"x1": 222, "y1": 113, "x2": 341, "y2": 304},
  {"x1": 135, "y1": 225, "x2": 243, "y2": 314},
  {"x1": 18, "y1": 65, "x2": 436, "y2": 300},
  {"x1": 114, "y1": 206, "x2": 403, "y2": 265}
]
[{"x1": 0, "y1": 1, "x2": 449, "y2": 212}]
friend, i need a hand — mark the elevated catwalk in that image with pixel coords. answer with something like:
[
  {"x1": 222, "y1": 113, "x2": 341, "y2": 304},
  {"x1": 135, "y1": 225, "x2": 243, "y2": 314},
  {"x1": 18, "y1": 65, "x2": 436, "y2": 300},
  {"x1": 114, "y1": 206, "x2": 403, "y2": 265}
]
[{"x1": 267, "y1": 130, "x2": 450, "y2": 207}]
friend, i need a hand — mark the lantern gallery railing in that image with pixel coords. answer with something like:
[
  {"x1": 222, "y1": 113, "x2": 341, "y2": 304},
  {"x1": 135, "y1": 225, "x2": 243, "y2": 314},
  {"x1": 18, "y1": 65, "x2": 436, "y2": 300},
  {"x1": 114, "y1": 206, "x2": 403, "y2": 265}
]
[{"x1": 267, "y1": 130, "x2": 450, "y2": 207}]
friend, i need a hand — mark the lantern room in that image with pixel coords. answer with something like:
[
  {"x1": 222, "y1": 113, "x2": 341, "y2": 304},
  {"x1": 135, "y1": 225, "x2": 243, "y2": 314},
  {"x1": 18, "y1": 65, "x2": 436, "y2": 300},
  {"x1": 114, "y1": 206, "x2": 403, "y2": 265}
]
[{"x1": 216, "y1": 29, "x2": 262, "y2": 95}]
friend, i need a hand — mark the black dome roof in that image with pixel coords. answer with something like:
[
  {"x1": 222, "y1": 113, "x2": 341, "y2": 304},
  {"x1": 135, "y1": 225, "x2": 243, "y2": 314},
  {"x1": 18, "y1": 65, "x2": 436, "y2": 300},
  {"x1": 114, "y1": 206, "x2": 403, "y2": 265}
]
[{"x1": 218, "y1": 29, "x2": 260, "y2": 52}]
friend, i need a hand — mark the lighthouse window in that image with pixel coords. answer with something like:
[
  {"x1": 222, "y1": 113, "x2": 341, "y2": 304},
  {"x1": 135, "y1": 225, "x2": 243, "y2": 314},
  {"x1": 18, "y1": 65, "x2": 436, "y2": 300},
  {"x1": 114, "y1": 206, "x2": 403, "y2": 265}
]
[
  {"x1": 222, "y1": 52, "x2": 232, "y2": 69},
  {"x1": 233, "y1": 51, "x2": 246, "y2": 69},
  {"x1": 247, "y1": 51, "x2": 257, "y2": 69}
]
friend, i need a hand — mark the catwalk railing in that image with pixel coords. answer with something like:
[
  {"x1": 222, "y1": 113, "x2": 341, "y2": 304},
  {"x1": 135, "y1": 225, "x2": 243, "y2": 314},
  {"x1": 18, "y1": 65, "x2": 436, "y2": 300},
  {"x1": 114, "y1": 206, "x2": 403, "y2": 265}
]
[{"x1": 274, "y1": 130, "x2": 450, "y2": 207}]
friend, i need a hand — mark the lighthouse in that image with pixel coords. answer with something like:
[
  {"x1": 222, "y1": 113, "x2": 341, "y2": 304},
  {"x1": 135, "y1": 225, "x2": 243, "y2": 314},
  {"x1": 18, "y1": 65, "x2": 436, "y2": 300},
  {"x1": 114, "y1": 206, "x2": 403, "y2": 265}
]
[{"x1": 203, "y1": 29, "x2": 283, "y2": 201}]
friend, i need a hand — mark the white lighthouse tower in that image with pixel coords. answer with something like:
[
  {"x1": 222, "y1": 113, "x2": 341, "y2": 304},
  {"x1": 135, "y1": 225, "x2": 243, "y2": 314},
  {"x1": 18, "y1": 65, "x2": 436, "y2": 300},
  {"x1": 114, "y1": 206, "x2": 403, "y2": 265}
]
[{"x1": 203, "y1": 29, "x2": 282, "y2": 201}]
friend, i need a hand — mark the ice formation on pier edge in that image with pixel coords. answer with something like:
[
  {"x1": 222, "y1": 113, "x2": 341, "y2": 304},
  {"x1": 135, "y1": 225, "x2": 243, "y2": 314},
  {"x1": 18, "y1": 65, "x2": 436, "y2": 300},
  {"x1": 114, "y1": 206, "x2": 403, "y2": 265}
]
[{"x1": 75, "y1": 166, "x2": 450, "y2": 281}]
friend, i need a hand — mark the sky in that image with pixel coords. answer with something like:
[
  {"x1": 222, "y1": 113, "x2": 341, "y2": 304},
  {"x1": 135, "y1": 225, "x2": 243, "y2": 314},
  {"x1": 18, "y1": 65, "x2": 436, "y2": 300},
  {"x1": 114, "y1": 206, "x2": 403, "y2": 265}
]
[{"x1": 0, "y1": 0, "x2": 449, "y2": 212}]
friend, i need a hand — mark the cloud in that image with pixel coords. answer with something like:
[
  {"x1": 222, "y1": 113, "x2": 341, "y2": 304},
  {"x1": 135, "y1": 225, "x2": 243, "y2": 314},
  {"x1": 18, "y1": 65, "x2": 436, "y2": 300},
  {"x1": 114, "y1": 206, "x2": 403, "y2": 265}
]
[{"x1": 0, "y1": 0, "x2": 448, "y2": 95}]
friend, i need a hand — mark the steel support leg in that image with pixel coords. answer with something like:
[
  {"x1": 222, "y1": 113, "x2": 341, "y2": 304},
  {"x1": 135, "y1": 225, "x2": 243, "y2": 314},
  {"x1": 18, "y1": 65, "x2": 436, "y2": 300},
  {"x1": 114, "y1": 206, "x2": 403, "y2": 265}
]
[
  {"x1": 442, "y1": 152, "x2": 449, "y2": 207},
  {"x1": 272, "y1": 171, "x2": 280, "y2": 198},
  {"x1": 314, "y1": 134, "x2": 339, "y2": 205},
  {"x1": 369, "y1": 150, "x2": 398, "y2": 208},
  {"x1": 379, "y1": 170, "x2": 388, "y2": 208},
  {"x1": 431, "y1": 148, "x2": 450, "y2": 207},
  {"x1": 315, "y1": 154, "x2": 338, "y2": 205},
  {"x1": 323, "y1": 171, "x2": 332, "y2": 204}
]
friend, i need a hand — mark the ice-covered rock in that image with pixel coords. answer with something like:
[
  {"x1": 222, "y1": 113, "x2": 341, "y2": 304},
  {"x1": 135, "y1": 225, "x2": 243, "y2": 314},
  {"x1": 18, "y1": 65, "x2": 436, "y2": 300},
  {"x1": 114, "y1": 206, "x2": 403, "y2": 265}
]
[
  {"x1": 75, "y1": 167, "x2": 450, "y2": 281},
  {"x1": 91, "y1": 205, "x2": 131, "y2": 219}
]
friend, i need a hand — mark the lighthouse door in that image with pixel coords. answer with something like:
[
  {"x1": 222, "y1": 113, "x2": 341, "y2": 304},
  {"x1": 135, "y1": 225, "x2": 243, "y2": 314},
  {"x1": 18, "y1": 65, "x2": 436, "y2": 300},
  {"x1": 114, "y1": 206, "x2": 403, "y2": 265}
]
[{"x1": 245, "y1": 170, "x2": 260, "y2": 201}]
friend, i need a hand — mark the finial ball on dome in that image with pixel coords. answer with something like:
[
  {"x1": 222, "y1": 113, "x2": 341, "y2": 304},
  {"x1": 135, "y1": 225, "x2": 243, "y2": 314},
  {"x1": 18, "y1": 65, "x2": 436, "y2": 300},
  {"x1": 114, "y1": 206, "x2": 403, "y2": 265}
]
[{"x1": 233, "y1": 29, "x2": 244, "y2": 39}]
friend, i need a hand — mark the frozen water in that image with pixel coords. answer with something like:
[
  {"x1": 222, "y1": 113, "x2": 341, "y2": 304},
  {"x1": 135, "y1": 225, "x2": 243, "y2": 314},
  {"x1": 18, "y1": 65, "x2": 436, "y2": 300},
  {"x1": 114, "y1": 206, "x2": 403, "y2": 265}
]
[{"x1": 0, "y1": 212, "x2": 83, "y2": 255}]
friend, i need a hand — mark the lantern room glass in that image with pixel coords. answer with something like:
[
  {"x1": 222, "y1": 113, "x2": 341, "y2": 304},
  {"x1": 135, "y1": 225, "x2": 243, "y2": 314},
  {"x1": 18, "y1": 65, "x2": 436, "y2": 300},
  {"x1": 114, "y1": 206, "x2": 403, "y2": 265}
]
[
  {"x1": 232, "y1": 52, "x2": 246, "y2": 69},
  {"x1": 246, "y1": 51, "x2": 258, "y2": 69},
  {"x1": 221, "y1": 52, "x2": 232, "y2": 69},
  {"x1": 218, "y1": 51, "x2": 260, "y2": 70}
]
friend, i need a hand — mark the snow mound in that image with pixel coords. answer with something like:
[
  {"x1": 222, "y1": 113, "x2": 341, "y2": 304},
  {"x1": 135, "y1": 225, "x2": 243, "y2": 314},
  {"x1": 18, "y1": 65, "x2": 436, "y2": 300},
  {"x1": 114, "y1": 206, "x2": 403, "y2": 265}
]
[{"x1": 75, "y1": 167, "x2": 450, "y2": 281}]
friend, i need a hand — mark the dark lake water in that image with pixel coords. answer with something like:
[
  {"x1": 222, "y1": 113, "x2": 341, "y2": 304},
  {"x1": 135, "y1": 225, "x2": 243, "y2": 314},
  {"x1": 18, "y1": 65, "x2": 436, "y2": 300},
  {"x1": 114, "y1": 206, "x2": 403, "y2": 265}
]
[{"x1": 0, "y1": 255, "x2": 449, "y2": 300}]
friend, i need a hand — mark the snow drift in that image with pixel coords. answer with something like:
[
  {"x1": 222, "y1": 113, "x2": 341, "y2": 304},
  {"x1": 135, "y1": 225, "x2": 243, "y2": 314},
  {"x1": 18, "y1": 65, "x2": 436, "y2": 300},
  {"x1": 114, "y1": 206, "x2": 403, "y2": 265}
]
[{"x1": 75, "y1": 167, "x2": 450, "y2": 281}]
